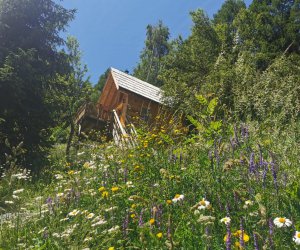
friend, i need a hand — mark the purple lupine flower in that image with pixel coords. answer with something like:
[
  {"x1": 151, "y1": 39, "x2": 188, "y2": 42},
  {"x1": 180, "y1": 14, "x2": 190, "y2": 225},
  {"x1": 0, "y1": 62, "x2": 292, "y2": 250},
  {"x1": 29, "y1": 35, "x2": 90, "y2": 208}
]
[
  {"x1": 258, "y1": 145, "x2": 263, "y2": 167},
  {"x1": 156, "y1": 204, "x2": 163, "y2": 229},
  {"x1": 226, "y1": 223, "x2": 231, "y2": 250},
  {"x1": 241, "y1": 124, "x2": 249, "y2": 140},
  {"x1": 217, "y1": 195, "x2": 223, "y2": 211},
  {"x1": 205, "y1": 226, "x2": 210, "y2": 237},
  {"x1": 46, "y1": 197, "x2": 54, "y2": 213},
  {"x1": 122, "y1": 213, "x2": 129, "y2": 236},
  {"x1": 239, "y1": 218, "x2": 245, "y2": 248},
  {"x1": 229, "y1": 137, "x2": 236, "y2": 151},
  {"x1": 138, "y1": 209, "x2": 144, "y2": 227},
  {"x1": 249, "y1": 152, "x2": 256, "y2": 174},
  {"x1": 240, "y1": 153, "x2": 245, "y2": 165},
  {"x1": 214, "y1": 138, "x2": 220, "y2": 167},
  {"x1": 124, "y1": 167, "x2": 128, "y2": 183},
  {"x1": 226, "y1": 203, "x2": 231, "y2": 217},
  {"x1": 262, "y1": 162, "x2": 268, "y2": 188},
  {"x1": 253, "y1": 232, "x2": 259, "y2": 250},
  {"x1": 270, "y1": 160, "x2": 278, "y2": 194}
]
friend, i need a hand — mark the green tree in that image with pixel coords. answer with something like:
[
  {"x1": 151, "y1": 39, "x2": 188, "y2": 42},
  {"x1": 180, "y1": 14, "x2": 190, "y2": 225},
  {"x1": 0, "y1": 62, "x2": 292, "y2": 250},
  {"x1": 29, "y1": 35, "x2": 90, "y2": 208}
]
[
  {"x1": 161, "y1": 10, "x2": 220, "y2": 115},
  {"x1": 134, "y1": 20, "x2": 170, "y2": 86},
  {"x1": 54, "y1": 37, "x2": 92, "y2": 161},
  {"x1": 0, "y1": 0, "x2": 75, "y2": 170},
  {"x1": 213, "y1": 0, "x2": 246, "y2": 54},
  {"x1": 234, "y1": 0, "x2": 300, "y2": 69}
]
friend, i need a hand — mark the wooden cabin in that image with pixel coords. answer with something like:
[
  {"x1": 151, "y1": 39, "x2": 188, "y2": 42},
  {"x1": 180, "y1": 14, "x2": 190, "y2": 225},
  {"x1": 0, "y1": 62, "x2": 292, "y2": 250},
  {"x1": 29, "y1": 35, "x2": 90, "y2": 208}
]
[{"x1": 75, "y1": 68, "x2": 163, "y2": 145}]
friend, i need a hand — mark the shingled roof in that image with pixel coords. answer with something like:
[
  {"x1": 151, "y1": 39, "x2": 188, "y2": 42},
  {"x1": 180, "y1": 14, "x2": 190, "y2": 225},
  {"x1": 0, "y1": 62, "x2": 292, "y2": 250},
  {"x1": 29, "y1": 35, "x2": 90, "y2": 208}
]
[{"x1": 110, "y1": 67, "x2": 163, "y2": 103}]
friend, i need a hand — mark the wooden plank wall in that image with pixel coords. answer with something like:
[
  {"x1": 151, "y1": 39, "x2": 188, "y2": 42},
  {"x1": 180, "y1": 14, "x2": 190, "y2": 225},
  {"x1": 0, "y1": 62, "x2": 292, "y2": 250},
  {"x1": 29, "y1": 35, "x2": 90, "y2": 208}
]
[
  {"x1": 97, "y1": 73, "x2": 171, "y2": 127},
  {"x1": 119, "y1": 87, "x2": 160, "y2": 123}
]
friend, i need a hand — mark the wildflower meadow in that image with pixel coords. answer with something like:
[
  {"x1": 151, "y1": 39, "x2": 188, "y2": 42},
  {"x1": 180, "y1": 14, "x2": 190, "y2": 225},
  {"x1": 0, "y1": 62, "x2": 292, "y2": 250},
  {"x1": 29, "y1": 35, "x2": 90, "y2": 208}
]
[{"x1": 1, "y1": 105, "x2": 300, "y2": 250}]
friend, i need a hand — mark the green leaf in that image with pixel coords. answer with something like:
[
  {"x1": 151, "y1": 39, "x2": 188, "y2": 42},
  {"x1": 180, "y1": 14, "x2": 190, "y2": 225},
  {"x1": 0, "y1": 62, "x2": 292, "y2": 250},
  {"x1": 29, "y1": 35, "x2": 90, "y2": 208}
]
[
  {"x1": 207, "y1": 97, "x2": 218, "y2": 115},
  {"x1": 195, "y1": 94, "x2": 208, "y2": 105}
]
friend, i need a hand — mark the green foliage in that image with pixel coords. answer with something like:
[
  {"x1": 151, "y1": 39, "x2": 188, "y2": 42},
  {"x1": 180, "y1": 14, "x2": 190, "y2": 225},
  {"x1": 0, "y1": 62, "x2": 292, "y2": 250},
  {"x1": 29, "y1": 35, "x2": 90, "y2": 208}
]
[
  {"x1": 0, "y1": 0, "x2": 75, "y2": 170},
  {"x1": 234, "y1": 0, "x2": 300, "y2": 69},
  {"x1": 187, "y1": 94, "x2": 223, "y2": 141},
  {"x1": 161, "y1": 9, "x2": 220, "y2": 115},
  {"x1": 159, "y1": 0, "x2": 300, "y2": 134},
  {"x1": 134, "y1": 20, "x2": 170, "y2": 86}
]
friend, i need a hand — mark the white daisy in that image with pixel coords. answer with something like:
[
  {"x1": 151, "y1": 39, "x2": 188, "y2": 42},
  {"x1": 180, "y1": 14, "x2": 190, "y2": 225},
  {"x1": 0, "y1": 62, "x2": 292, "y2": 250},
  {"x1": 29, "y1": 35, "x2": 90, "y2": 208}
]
[
  {"x1": 91, "y1": 219, "x2": 107, "y2": 227},
  {"x1": 13, "y1": 189, "x2": 24, "y2": 194},
  {"x1": 126, "y1": 181, "x2": 134, "y2": 188},
  {"x1": 273, "y1": 217, "x2": 292, "y2": 228},
  {"x1": 107, "y1": 225, "x2": 120, "y2": 233},
  {"x1": 198, "y1": 198, "x2": 210, "y2": 210},
  {"x1": 52, "y1": 232, "x2": 60, "y2": 238},
  {"x1": 68, "y1": 209, "x2": 80, "y2": 217},
  {"x1": 35, "y1": 196, "x2": 43, "y2": 201},
  {"x1": 293, "y1": 231, "x2": 300, "y2": 245},
  {"x1": 86, "y1": 213, "x2": 95, "y2": 219},
  {"x1": 84, "y1": 236, "x2": 93, "y2": 242},
  {"x1": 105, "y1": 206, "x2": 118, "y2": 212},
  {"x1": 220, "y1": 217, "x2": 231, "y2": 225},
  {"x1": 245, "y1": 200, "x2": 253, "y2": 206},
  {"x1": 172, "y1": 194, "x2": 184, "y2": 203},
  {"x1": 60, "y1": 218, "x2": 69, "y2": 222}
]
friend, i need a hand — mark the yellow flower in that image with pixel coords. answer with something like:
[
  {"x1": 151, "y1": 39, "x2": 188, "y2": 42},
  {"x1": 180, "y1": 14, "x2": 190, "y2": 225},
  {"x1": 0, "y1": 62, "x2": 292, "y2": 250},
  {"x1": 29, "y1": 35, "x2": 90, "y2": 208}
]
[
  {"x1": 108, "y1": 247, "x2": 115, "y2": 250},
  {"x1": 102, "y1": 191, "x2": 109, "y2": 198},
  {"x1": 234, "y1": 241, "x2": 240, "y2": 248},
  {"x1": 98, "y1": 186, "x2": 105, "y2": 192},
  {"x1": 156, "y1": 232, "x2": 163, "y2": 239},
  {"x1": 111, "y1": 187, "x2": 119, "y2": 192},
  {"x1": 224, "y1": 230, "x2": 250, "y2": 243},
  {"x1": 149, "y1": 218, "x2": 155, "y2": 225},
  {"x1": 233, "y1": 230, "x2": 250, "y2": 242},
  {"x1": 68, "y1": 170, "x2": 74, "y2": 175},
  {"x1": 166, "y1": 200, "x2": 172, "y2": 205},
  {"x1": 131, "y1": 204, "x2": 136, "y2": 209},
  {"x1": 131, "y1": 214, "x2": 136, "y2": 218},
  {"x1": 83, "y1": 162, "x2": 90, "y2": 168}
]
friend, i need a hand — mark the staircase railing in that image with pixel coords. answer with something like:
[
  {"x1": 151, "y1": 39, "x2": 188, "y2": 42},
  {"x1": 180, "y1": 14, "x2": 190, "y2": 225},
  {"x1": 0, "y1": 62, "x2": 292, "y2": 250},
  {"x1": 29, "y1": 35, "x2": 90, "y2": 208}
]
[{"x1": 112, "y1": 109, "x2": 137, "y2": 148}]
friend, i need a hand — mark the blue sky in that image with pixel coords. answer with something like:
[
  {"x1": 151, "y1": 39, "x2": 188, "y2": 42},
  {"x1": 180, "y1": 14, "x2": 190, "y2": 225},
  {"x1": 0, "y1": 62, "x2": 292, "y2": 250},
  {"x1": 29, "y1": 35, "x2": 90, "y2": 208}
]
[{"x1": 59, "y1": 0, "x2": 252, "y2": 84}]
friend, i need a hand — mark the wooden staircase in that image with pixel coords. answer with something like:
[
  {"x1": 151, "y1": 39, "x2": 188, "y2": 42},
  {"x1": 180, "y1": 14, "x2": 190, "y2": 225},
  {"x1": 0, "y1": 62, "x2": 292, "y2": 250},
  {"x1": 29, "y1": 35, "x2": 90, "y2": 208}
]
[
  {"x1": 75, "y1": 103, "x2": 137, "y2": 148},
  {"x1": 111, "y1": 109, "x2": 137, "y2": 149}
]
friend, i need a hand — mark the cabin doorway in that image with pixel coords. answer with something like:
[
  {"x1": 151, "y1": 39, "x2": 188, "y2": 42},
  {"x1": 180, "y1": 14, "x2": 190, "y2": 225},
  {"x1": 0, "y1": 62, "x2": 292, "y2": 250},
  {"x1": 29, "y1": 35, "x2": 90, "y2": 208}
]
[{"x1": 115, "y1": 91, "x2": 128, "y2": 126}]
